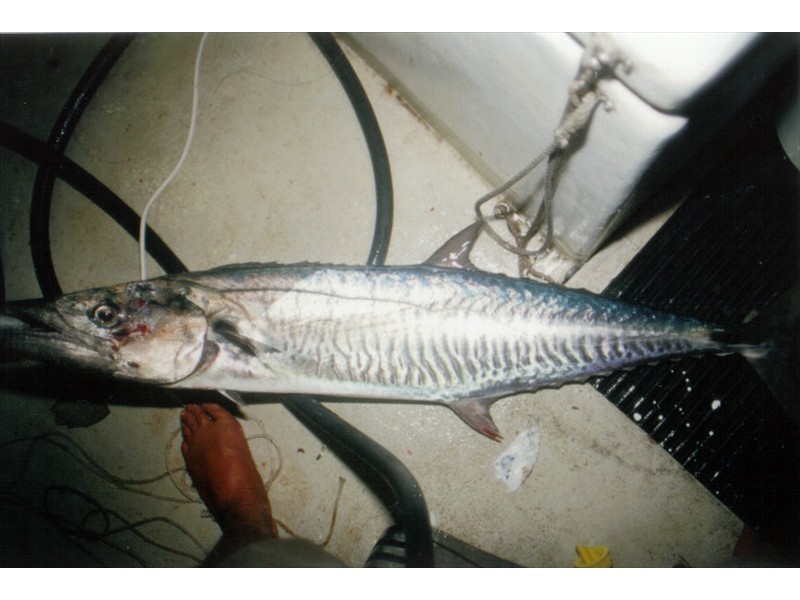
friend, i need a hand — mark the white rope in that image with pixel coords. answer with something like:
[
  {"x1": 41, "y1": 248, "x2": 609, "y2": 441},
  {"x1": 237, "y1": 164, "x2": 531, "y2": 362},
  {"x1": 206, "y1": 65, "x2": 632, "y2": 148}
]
[{"x1": 139, "y1": 33, "x2": 209, "y2": 280}]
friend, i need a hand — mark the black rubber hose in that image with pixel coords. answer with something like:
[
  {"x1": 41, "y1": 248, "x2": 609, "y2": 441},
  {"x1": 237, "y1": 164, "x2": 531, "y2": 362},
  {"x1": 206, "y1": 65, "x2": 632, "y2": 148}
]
[
  {"x1": 30, "y1": 33, "x2": 136, "y2": 298},
  {"x1": 0, "y1": 244, "x2": 4, "y2": 305},
  {"x1": 309, "y1": 32, "x2": 393, "y2": 267},
  {"x1": 1, "y1": 121, "x2": 187, "y2": 275},
  {"x1": 281, "y1": 395, "x2": 434, "y2": 567}
]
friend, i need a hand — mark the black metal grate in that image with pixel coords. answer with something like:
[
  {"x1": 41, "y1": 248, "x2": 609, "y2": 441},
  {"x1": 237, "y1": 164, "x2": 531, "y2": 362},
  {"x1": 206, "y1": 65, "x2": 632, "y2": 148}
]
[{"x1": 592, "y1": 117, "x2": 799, "y2": 551}]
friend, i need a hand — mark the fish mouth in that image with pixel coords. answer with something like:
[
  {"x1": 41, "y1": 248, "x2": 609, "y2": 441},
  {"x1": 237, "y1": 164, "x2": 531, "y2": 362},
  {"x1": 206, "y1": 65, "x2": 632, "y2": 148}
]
[{"x1": 0, "y1": 300, "x2": 112, "y2": 369}]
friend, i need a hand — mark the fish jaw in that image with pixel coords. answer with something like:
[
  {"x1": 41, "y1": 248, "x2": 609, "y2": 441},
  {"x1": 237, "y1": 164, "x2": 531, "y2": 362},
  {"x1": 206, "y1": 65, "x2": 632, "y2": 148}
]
[
  {"x1": 0, "y1": 281, "x2": 211, "y2": 385},
  {"x1": 0, "y1": 300, "x2": 114, "y2": 371}
]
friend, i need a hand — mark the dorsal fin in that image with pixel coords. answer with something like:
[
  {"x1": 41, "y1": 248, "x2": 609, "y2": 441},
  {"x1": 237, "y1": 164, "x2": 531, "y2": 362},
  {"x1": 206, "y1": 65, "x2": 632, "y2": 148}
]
[{"x1": 423, "y1": 222, "x2": 483, "y2": 270}]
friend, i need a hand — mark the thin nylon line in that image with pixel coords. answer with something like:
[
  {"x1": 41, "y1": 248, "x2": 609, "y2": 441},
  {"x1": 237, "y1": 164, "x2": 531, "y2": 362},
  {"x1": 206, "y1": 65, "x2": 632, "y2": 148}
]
[{"x1": 139, "y1": 33, "x2": 209, "y2": 280}]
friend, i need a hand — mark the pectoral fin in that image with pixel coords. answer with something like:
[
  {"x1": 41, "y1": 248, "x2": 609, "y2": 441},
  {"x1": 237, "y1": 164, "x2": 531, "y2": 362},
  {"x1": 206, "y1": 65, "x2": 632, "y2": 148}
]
[
  {"x1": 210, "y1": 319, "x2": 280, "y2": 357},
  {"x1": 449, "y1": 397, "x2": 503, "y2": 442},
  {"x1": 217, "y1": 389, "x2": 247, "y2": 407}
]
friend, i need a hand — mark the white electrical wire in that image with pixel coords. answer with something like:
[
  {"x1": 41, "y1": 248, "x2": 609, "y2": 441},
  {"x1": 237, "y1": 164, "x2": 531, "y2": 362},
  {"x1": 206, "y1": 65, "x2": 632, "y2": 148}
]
[{"x1": 138, "y1": 32, "x2": 209, "y2": 280}]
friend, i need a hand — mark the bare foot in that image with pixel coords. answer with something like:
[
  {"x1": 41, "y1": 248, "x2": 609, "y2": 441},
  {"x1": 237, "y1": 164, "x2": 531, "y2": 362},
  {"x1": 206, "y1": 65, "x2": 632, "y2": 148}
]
[{"x1": 181, "y1": 403, "x2": 277, "y2": 540}]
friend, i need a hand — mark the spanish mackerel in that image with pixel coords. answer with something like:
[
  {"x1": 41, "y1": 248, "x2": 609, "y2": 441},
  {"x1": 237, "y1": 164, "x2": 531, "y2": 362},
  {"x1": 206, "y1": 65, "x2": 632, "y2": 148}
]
[{"x1": 0, "y1": 224, "x2": 785, "y2": 440}]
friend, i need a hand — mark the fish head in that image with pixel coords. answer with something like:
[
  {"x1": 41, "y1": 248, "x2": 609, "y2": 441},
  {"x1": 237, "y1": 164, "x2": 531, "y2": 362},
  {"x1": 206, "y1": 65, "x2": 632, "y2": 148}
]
[{"x1": 1, "y1": 280, "x2": 209, "y2": 384}]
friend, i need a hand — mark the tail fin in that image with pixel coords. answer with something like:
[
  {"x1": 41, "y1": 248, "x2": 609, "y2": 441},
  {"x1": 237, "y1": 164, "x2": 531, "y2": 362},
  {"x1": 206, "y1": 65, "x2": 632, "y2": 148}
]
[{"x1": 739, "y1": 285, "x2": 800, "y2": 423}]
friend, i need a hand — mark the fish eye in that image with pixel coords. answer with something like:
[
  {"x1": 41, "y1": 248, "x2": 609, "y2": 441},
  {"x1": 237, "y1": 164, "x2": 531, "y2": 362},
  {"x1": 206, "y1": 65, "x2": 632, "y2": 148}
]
[{"x1": 92, "y1": 303, "x2": 121, "y2": 328}]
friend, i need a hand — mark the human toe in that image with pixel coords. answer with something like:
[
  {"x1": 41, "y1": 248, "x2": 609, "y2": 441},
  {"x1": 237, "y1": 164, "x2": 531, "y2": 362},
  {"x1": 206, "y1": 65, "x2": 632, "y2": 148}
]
[
  {"x1": 181, "y1": 403, "x2": 209, "y2": 430},
  {"x1": 200, "y1": 403, "x2": 236, "y2": 423}
]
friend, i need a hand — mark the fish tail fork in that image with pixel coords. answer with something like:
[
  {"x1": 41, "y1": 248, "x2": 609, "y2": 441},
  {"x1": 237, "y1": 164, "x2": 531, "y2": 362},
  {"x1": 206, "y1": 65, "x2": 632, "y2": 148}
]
[{"x1": 729, "y1": 285, "x2": 800, "y2": 423}]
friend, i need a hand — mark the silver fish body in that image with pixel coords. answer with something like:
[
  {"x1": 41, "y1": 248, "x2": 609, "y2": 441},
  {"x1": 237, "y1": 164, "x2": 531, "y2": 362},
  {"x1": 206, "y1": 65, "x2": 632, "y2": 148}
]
[
  {"x1": 1, "y1": 261, "x2": 751, "y2": 439},
  {"x1": 178, "y1": 264, "x2": 725, "y2": 396}
]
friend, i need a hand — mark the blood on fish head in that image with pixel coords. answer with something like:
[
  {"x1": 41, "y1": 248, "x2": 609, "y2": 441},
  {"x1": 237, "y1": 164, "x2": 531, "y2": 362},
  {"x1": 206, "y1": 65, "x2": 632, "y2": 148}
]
[{"x1": 2, "y1": 279, "x2": 209, "y2": 384}]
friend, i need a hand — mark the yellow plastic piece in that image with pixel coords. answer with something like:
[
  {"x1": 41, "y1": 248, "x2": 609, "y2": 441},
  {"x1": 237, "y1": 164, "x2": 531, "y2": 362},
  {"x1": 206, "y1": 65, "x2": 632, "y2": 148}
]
[{"x1": 574, "y1": 545, "x2": 612, "y2": 568}]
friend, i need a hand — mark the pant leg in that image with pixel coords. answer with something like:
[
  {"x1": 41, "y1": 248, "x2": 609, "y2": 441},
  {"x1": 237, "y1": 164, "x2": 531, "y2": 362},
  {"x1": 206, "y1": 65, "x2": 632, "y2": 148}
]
[{"x1": 213, "y1": 538, "x2": 347, "y2": 568}]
